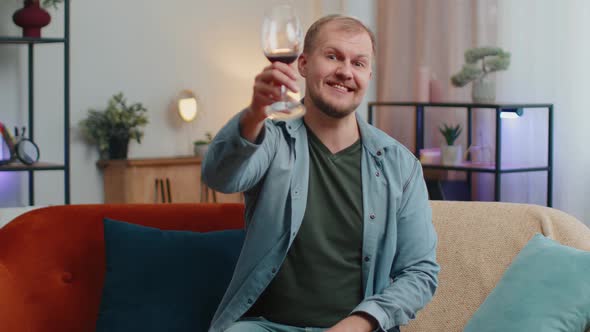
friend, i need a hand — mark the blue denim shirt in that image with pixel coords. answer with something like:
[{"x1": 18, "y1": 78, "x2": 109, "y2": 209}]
[{"x1": 203, "y1": 110, "x2": 439, "y2": 332}]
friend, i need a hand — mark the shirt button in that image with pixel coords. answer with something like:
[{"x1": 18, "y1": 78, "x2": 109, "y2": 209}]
[
  {"x1": 376, "y1": 150, "x2": 382, "y2": 156},
  {"x1": 375, "y1": 171, "x2": 380, "y2": 177},
  {"x1": 288, "y1": 125, "x2": 292, "y2": 130},
  {"x1": 369, "y1": 213, "x2": 376, "y2": 220},
  {"x1": 364, "y1": 256, "x2": 370, "y2": 262},
  {"x1": 272, "y1": 268, "x2": 277, "y2": 274},
  {"x1": 247, "y1": 298, "x2": 253, "y2": 304}
]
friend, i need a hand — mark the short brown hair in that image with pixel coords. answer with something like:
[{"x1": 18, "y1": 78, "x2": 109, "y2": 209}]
[{"x1": 303, "y1": 15, "x2": 376, "y2": 56}]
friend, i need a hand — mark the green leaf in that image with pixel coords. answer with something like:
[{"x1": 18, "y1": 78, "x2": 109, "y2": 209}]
[
  {"x1": 78, "y1": 92, "x2": 149, "y2": 155},
  {"x1": 41, "y1": 0, "x2": 64, "y2": 9},
  {"x1": 439, "y1": 123, "x2": 462, "y2": 145},
  {"x1": 451, "y1": 47, "x2": 510, "y2": 87}
]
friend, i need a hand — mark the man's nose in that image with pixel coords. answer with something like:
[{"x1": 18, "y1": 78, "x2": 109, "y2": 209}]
[{"x1": 335, "y1": 62, "x2": 353, "y2": 80}]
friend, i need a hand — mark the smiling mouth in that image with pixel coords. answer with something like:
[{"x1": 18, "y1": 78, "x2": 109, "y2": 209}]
[{"x1": 327, "y1": 81, "x2": 354, "y2": 93}]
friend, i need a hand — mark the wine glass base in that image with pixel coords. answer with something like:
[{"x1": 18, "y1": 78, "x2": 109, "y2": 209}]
[{"x1": 266, "y1": 101, "x2": 305, "y2": 120}]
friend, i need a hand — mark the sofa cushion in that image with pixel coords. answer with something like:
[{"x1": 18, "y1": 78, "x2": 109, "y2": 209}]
[
  {"x1": 96, "y1": 218, "x2": 244, "y2": 332},
  {"x1": 464, "y1": 233, "x2": 590, "y2": 332}
]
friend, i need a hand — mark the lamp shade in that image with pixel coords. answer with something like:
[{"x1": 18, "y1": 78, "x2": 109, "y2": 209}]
[{"x1": 176, "y1": 90, "x2": 199, "y2": 122}]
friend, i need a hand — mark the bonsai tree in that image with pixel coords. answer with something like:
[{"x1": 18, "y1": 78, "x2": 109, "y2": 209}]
[
  {"x1": 439, "y1": 124, "x2": 462, "y2": 146},
  {"x1": 451, "y1": 47, "x2": 511, "y2": 87},
  {"x1": 79, "y1": 92, "x2": 148, "y2": 159}
]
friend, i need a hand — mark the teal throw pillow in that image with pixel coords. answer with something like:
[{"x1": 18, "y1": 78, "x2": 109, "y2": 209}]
[
  {"x1": 96, "y1": 218, "x2": 244, "y2": 332},
  {"x1": 464, "y1": 233, "x2": 590, "y2": 332}
]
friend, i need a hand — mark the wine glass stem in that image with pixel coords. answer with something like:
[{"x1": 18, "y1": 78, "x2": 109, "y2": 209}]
[{"x1": 280, "y1": 85, "x2": 287, "y2": 102}]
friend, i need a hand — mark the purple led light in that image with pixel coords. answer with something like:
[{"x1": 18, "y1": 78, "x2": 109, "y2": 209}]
[
  {"x1": 0, "y1": 172, "x2": 19, "y2": 197},
  {"x1": 0, "y1": 136, "x2": 21, "y2": 205}
]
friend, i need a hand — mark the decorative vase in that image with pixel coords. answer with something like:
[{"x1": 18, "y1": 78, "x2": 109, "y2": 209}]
[
  {"x1": 108, "y1": 137, "x2": 129, "y2": 160},
  {"x1": 194, "y1": 144, "x2": 209, "y2": 158},
  {"x1": 441, "y1": 144, "x2": 463, "y2": 165},
  {"x1": 12, "y1": 0, "x2": 51, "y2": 38},
  {"x1": 471, "y1": 77, "x2": 496, "y2": 104}
]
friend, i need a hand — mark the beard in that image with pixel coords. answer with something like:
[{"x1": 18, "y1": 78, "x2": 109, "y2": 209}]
[{"x1": 307, "y1": 87, "x2": 360, "y2": 119}]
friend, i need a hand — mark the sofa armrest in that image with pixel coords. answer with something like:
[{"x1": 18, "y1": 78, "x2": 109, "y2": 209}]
[{"x1": 0, "y1": 261, "x2": 31, "y2": 331}]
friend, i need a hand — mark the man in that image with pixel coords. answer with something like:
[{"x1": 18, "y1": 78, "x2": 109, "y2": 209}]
[{"x1": 203, "y1": 15, "x2": 439, "y2": 332}]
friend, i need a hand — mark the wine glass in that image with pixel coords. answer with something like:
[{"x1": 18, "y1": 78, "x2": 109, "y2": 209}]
[{"x1": 261, "y1": 2, "x2": 305, "y2": 120}]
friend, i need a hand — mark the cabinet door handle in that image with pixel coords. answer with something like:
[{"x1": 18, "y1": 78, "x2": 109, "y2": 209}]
[
  {"x1": 159, "y1": 178, "x2": 166, "y2": 203},
  {"x1": 154, "y1": 179, "x2": 160, "y2": 203},
  {"x1": 166, "y1": 177, "x2": 172, "y2": 203}
]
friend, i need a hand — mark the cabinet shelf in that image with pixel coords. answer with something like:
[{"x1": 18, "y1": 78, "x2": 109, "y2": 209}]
[
  {"x1": 0, "y1": 162, "x2": 65, "y2": 171},
  {"x1": 421, "y1": 162, "x2": 550, "y2": 174},
  {"x1": 97, "y1": 156, "x2": 202, "y2": 169},
  {"x1": 368, "y1": 101, "x2": 553, "y2": 206},
  {"x1": 1, "y1": 0, "x2": 70, "y2": 206},
  {"x1": 97, "y1": 156, "x2": 241, "y2": 204},
  {"x1": 372, "y1": 101, "x2": 551, "y2": 109},
  {"x1": 0, "y1": 37, "x2": 66, "y2": 44}
]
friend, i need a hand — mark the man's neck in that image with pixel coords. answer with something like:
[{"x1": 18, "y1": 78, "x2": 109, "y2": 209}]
[{"x1": 303, "y1": 101, "x2": 360, "y2": 155}]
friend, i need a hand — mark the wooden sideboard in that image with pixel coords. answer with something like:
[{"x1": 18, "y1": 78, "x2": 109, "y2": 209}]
[{"x1": 97, "y1": 156, "x2": 242, "y2": 204}]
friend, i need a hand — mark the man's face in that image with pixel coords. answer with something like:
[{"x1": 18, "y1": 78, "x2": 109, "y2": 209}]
[{"x1": 298, "y1": 22, "x2": 373, "y2": 119}]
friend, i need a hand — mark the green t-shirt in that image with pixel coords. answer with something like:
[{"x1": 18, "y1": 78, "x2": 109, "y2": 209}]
[{"x1": 247, "y1": 126, "x2": 364, "y2": 327}]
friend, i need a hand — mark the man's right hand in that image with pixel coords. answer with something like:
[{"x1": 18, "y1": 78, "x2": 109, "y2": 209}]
[{"x1": 240, "y1": 62, "x2": 300, "y2": 143}]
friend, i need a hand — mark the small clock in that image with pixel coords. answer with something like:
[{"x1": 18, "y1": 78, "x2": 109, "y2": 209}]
[{"x1": 15, "y1": 137, "x2": 40, "y2": 165}]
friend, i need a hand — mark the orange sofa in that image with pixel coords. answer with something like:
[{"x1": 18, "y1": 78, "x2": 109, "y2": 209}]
[{"x1": 0, "y1": 204, "x2": 244, "y2": 332}]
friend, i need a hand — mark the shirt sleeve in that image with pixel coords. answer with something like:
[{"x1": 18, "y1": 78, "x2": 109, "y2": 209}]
[
  {"x1": 201, "y1": 109, "x2": 279, "y2": 193},
  {"x1": 352, "y1": 160, "x2": 440, "y2": 331}
]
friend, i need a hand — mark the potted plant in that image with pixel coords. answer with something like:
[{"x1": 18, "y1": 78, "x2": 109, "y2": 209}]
[
  {"x1": 193, "y1": 132, "x2": 213, "y2": 158},
  {"x1": 439, "y1": 123, "x2": 463, "y2": 165},
  {"x1": 79, "y1": 92, "x2": 149, "y2": 160},
  {"x1": 450, "y1": 47, "x2": 510, "y2": 103},
  {"x1": 12, "y1": 0, "x2": 65, "y2": 38}
]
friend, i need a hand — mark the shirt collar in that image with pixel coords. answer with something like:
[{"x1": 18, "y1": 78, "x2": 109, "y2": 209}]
[
  {"x1": 273, "y1": 101, "x2": 392, "y2": 158},
  {"x1": 355, "y1": 112, "x2": 390, "y2": 158}
]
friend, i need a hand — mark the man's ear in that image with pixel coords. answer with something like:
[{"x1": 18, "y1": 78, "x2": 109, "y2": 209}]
[{"x1": 297, "y1": 53, "x2": 308, "y2": 78}]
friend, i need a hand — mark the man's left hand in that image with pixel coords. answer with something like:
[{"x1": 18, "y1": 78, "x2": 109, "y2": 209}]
[{"x1": 326, "y1": 313, "x2": 378, "y2": 332}]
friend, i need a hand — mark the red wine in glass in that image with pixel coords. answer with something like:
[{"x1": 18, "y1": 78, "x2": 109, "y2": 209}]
[
  {"x1": 266, "y1": 51, "x2": 299, "y2": 64},
  {"x1": 261, "y1": 2, "x2": 305, "y2": 120}
]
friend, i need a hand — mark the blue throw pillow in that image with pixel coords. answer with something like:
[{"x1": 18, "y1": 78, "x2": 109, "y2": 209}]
[
  {"x1": 464, "y1": 233, "x2": 590, "y2": 332},
  {"x1": 96, "y1": 218, "x2": 244, "y2": 332}
]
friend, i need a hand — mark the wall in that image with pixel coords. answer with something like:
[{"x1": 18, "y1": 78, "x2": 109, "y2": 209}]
[
  {"x1": 0, "y1": 0, "x2": 376, "y2": 207},
  {"x1": 373, "y1": 0, "x2": 588, "y2": 224},
  {"x1": 496, "y1": 0, "x2": 590, "y2": 223},
  {"x1": 341, "y1": 0, "x2": 377, "y2": 120}
]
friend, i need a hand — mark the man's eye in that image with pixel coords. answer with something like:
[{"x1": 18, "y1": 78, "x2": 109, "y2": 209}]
[
  {"x1": 354, "y1": 61, "x2": 366, "y2": 68},
  {"x1": 326, "y1": 54, "x2": 337, "y2": 60}
]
